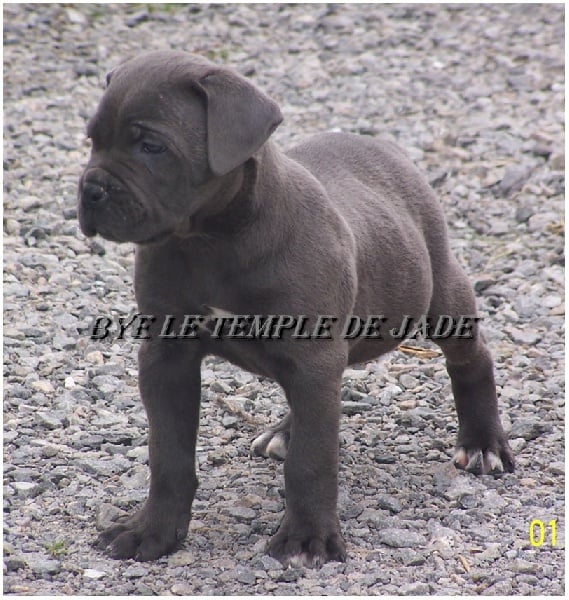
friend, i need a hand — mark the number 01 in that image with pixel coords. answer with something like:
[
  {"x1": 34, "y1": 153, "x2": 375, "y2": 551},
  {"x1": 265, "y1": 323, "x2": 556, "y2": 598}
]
[{"x1": 529, "y1": 519, "x2": 557, "y2": 547}]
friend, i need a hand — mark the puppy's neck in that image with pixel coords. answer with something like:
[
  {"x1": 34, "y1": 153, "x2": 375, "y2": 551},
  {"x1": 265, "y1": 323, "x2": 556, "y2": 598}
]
[{"x1": 177, "y1": 156, "x2": 260, "y2": 238}]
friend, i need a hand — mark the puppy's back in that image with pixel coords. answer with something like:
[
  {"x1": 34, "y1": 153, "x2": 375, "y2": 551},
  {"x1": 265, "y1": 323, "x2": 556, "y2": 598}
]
[{"x1": 288, "y1": 132, "x2": 447, "y2": 243}]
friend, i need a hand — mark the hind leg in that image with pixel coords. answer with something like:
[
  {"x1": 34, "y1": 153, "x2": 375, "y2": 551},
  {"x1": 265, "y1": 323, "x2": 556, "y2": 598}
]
[
  {"x1": 430, "y1": 260, "x2": 514, "y2": 474},
  {"x1": 252, "y1": 412, "x2": 291, "y2": 460}
]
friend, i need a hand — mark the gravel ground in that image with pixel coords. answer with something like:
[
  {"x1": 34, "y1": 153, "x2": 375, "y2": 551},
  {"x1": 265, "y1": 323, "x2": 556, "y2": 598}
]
[{"x1": 3, "y1": 3, "x2": 565, "y2": 595}]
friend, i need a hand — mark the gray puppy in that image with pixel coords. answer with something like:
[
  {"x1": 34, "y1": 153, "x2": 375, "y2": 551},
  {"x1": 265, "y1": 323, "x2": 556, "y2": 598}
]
[{"x1": 78, "y1": 50, "x2": 514, "y2": 567}]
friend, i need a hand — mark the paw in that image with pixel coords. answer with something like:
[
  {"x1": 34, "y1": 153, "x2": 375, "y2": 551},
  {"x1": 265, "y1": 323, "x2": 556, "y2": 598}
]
[
  {"x1": 251, "y1": 429, "x2": 289, "y2": 460},
  {"x1": 453, "y1": 442, "x2": 515, "y2": 475},
  {"x1": 95, "y1": 505, "x2": 189, "y2": 561},
  {"x1": 267, "y1": 525, "x2": 346, "y2": 568}
]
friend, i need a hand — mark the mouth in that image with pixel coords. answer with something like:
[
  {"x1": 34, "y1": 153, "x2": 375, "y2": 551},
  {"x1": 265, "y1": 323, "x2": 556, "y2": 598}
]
[
  {"x1": 77, "y1": 207, "x2": 99, "y2": 238},
  {"x1": 79, "y1": 204, "x2": 174, "y2": 245}
]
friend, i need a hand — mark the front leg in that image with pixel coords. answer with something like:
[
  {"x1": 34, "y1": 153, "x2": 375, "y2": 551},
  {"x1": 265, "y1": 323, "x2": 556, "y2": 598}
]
[
  {"x1": 97, "y1": 340, "x2": 202, "y2": 561},
  {"x1": 267, "y1": 360, "x2": 347, "y2": 567}
]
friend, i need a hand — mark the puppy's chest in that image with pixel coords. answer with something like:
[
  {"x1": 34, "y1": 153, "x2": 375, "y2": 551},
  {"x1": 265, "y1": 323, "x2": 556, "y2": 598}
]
[{"x1": 138, "y1": 256, "x2": 273, "y2": 317}]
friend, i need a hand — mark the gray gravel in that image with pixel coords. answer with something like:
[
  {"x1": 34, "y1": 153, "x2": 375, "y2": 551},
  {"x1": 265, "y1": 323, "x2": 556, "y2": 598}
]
[{"x1": 3, "y1": 3, "x2": 565, "y2": 595}]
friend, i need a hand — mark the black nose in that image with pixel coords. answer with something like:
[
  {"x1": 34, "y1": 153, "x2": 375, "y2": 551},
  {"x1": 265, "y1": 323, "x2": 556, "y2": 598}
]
[{"x1": 82, "y1": 181, "x2": 108, "y2": 204}]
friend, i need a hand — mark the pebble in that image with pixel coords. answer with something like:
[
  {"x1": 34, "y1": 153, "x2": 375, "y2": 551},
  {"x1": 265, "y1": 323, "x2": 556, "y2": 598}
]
[
  {"x1": 527, "y1": 212, "x2": 559, "y2": 233},
  {"x1": 29, "y1": 558, "x2": 61, "y2": 575},
  {"x1": 377, "y1": 495, "x2": 403, "y2": 514},
  {"x1": 124, "y1": 564, "x2": 147, "y2": 578},
  {"x1": 224, "y1": 506, "x2": 257, "y2": 523},
  {"x1": 12, "y1": 482, "x2": 41, "y2": 498},
  {"x1": 31, "y1": 380, "x2": 55, "y2": 394},
  {"x1": 4, "y1": 556, "x2": 27, "y2": 571},
  {"x1": 171, "y1": 582, "x2": 196, "y2": 595},
  {"x1": 498, "y1": 165, "x2": 531, "y2": 197},
  {"x1": 509, "y1": 419, "x2": 552, "y2": 441},
  {"x1": 377, "y1": 528, "x2": 427, "y2": 548},
  {"x1": 3, "y1": 3, "x2": 563, "y2": 596},
  {"x1": 399, "y1": 374, "x2": 419, "y2": 389},
  {"x1": 400, "y1": 582, "x2": 430, "y2": 595},
  {"x1": 507, "y1": 328, "x2": 542, "y2": 345},
  {"x1": 342, "y1": 401, "x2": 373, "y2": 415},
  {"x1": 83, "y1": 568, "x2": 107, "y2": 579}
]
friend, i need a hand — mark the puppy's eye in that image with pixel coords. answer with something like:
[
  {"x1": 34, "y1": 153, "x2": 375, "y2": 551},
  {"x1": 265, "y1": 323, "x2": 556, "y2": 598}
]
[{"x1": 141, "y1": 141, "x2": 166, "y2": 154}]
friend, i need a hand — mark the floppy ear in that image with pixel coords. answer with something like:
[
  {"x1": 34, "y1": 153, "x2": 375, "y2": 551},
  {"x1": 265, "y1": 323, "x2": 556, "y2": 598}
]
[{"x1": 198, "y1": 70, "x2": 283, "y2": 176}]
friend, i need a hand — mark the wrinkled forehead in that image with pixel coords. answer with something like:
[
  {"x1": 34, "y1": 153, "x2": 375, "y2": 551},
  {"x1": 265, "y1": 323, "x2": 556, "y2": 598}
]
[{"x1": 88, "y1": 52, "x2": 212, "y2": 135}]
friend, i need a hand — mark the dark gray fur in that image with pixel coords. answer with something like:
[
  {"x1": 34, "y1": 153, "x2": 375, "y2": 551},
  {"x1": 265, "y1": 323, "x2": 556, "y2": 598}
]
[{"x1": 78, "y1": 51, "x2": 514, "y2": 567}]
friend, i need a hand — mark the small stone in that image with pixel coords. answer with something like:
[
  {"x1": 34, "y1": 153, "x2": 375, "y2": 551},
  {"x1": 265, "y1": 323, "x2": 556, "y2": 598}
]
[
  {"x1": 498, "y1": 165, "x2": 531, "y2": 196},
  {"x1": 399, "y1": 398, "x2": 417, "y2": 409},
  {"x1": 528, "y1": 212, "x2": 559, "y2": 233},
  {"x1": 83, "y1": 568, "x2": 106, "y2": 579},
  {"x1": 399, "y1": 374, "x2": 419, "y2": 389},
  {"x1": 399, "y1": 548, "x2": 426, "y2": 566},
  {"x1": 74, "y1": 62, "x2": 98, "y2": 78},
  {"x1": 358, "y1": 508, "x2": 389, "y2": 528},
  {"x1": 400, "y1": 582, "x2": 430, "y2": 595},
  {"x1": 124, "y1": 564, "x2": 146, "y2": 578},
  {"x1": 29, "y1": 558, "x2": 61, "y2": 575},
  {"x1": 119, "y1": 465, "x2": 148, "y2": 489},
  {"x1": 256, "y1": 555, "x2": 283, "y2": 571},
  {"x1": 469, "y1": 569, "x2": 488, "y2": 583},
  {"x1": 211, "y1": 380, "x2": 233, "y2": 394},
  {"x1": 40, "y1": 445, "x2": 59, "y2": 458},
  {"x1": 4, "y1": 218, "x2": 20, "y2": 235},
  {"x1": 36, "y1": 411, "x2": 66, "y2": 429},
  {"x1": 126, "y1": 446, "x2": 149, "y2": 462},
  {"x1": 86, "y1": 350, "x2": 105, "y2": 365},
  {"x1": 477, "y1": 543, "x2": 501, "y2": 561},
  {"x1": 459, "y1": 494, "x2": 478, "y2": 509},
  {"x1": 377, "y1": 528, "x2": 427, "y2": 548},
  {"x1": 342, "y1": 401, "x2": 372, "y2": 415},
  {"x1": 276, "y1": 568, "x2": 303, "y2": 583},
  {"x1": 222, "y1": 415, "x2": 239, "y2": 428},
  {"x1": 377, "y1": 495, "x2": 403, "y2": 514},
  {"x1": 485, "y1": 579, "x2": 513, "y2": 595},
  {"x1": 125, "y1": 10, "x2": 149, "y2": 27},
  {"x1": 550, "y1": 153, "x2": 564, "y2": 170},
  {"x1": 513, "y1": 296, "x2": 537, "y2": 318},
  {"x1": 510, "y1": 419, "x2": 552, "y2": 441},
  {"x1": 168, "y1": 550, "x2": 194, "y2": 567},
  {"x1": 515, "y1": 204, "x2": 535, "y2": 224},
  {"x1": 171, "y1": 582, "x2": 195, "y2": 595},
  {"x1": 66, "y1": 7, "x2": 87, "y2": 25},
  {"x1": 4, "y1": 556, "x2": 27, "y2": 571},
  {"x1": 236, "y1": 568, "x2": 257, "y2": 585},
  {"x1": 515, "y1": 558, "x2": 538, "y2": 573},
  {"x1": 224, "y1": 506, "x2": 256, "y2": 523},
  {"x1": 8, "y1": 587, "x2": 31, "y2": 595},
  {"x1": 4, "y1": 430, "x2": 18, "y2": 443},
  {"x1": 12, "y1": 481, "x2": 41, "y2": 498},
  {"x1": 373, "y1": 452, "x2": 396, "y2": 464},
  {"x1": 96, "y1": 503, "x2": 127, "y2": 531},
  {"x1": 343, "y1": 368, "x2": 369, "y2": 380},
  {"x1": 547, "y1": 461, "x2": 564, "y2": 475},
  {"x1": 507, "y1": 328, "x2": 541, "y2": 345},
  {"x1": 379, "y1": 385, "x2": 403, "y2": 404},
  {"x1": 489, "y1": 220, "x2": 510, "y2": 235},
  {"x1": 31, "y1": 380, "x2": 55, "y2": 394},
  {"x1": 542, "y1": 295, "x2": 562, "y2": 308}
]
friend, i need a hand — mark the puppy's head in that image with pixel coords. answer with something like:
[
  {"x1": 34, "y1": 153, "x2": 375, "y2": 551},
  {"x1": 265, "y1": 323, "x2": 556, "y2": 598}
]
[{"x1": 78, "y1": 51, "x2": 282, "y2": 244}]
